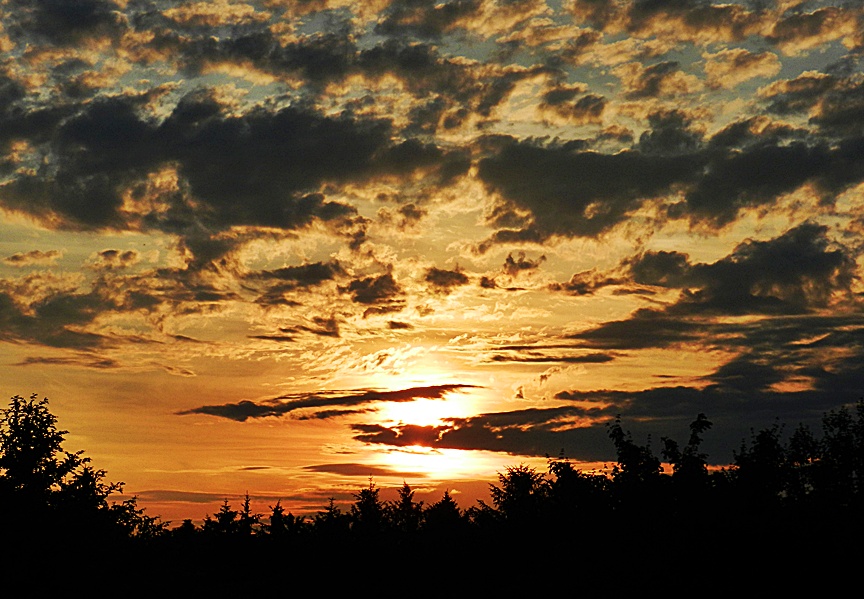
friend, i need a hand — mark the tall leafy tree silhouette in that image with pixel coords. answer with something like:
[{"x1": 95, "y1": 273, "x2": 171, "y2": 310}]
[
  {"x1": 545, "y1": 455, "x2": 611, "y2": 531},
  {"x1": 0, "y1": 394, "x2": 163, "y2": 545},
  {"x1": 1, "y1": 395, "x2": 80, "y2": 506},
  {"x1": 607, "y1": 415, "x2": 664, "y2": 517},
  {"x1": 485, "y1": 464, "x2": 548, "y2": 532},
  {"x1": 731, "y1": 422, "x2": 789, "y2": 516},
  {"x1": 662, "y1": 413, "x2": 713, "y2": 512}
]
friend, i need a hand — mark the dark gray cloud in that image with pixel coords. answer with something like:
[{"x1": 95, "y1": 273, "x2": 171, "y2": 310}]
[
  {"x1": 91, "y1": 249, "x2": 139, "y2": 270},
  {"x1": 539, "y1": 85, "x2": 607, "y2": 124},
  {"x1": 616, "y1": 0, "x2": 763, "y2": 46},
  {"x1": 375, "y1": 0, "x2": 482, "y2": 39},
  {"x1": 345, "y1": 272, "x2": 403, "y2": 305},
  {"x1": 476, "y1": 114, "x2": 864, "y2": 244},
  {"x1": 637, "y1": 110, "x2": 704, "y2": 156},
  {"x1": 7, "y1": 0, "x2": 128, "y2": 46},
  {"x1": 548, "y1": 269, "x2": 626, "y2": 296},
  {"x1": 425, "y1": 266, "x2": 469, "y2": 294},
  {"x1": 0, "y1": 286, "x2": 125, "y2": 349},
  {"x1": 502, "y1": 252, "x2": 546, "y2": 277},
  {"x1": 248, "y1": 261, "x2": 345, "y2": 288},
  {"x1": 679, "y1": 139, "x2": 862, "y2": 227},
  {"x1": 477, "y1": 136, "x2": 702, "y2": 243},
  {"x1": 178, "y1": 384, "x2": 482, "y2": 422},
  {"x1": 0, "y1": 87, "x2": 466, "y2": 265},
  {"x1": 16, "y1": 354, "x2": 121, "y2": 369},
  {"x1": 279, "y1": 316, "x2": 341, "y2": 338},
  {"x1": 563, "y1": 222, "x2": 858, "y2": 352},
  {"x1": 3, "y1": 250, "x2": 63, "y2": 267},
  {"x1": 570, "y1": 308, "x2": 704, "y2": 350},
  {"x1": 622, "y1": 61, "x2": 685, "y2": 99},
  {"x1": 304, "y1": 463, "x2": 421, "y2": 478},
  {"x1": 640, "y1": 222, "x2": 855, "y2": 315},
  {"x1": 486, "y1": 351, "x2": 615, "y2": 364},
  {"x1": 144, "y1": 11, "x2": 545, "y2": 131},
  {"x1": 762, "y1": 72, "x2": 836, "y2": 116}
]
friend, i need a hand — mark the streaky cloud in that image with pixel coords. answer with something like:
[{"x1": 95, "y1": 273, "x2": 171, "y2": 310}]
[{"x1": 179, "y1": 383, "x2": 483, "y2": 422}]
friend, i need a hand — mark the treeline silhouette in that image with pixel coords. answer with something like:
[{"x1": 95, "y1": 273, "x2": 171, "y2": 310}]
[{"x1": 2, "y1": 393, "x2": 862, "y2": 589}]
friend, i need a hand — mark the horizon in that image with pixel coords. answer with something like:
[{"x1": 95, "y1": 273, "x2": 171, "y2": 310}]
[{"x1": 2, "y1": 0, "x2": 863, "y2": 523}]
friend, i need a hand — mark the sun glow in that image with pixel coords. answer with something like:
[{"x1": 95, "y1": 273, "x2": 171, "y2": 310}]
[
  {"x1": 376, "y1": 396, "x2": 470, "y2": 427},
  {"x1": 371, "y1": 446, "x2": 506, "y2": 479}
]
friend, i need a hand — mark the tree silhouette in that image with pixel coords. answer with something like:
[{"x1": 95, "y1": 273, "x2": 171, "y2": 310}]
[
  {"x1": 545, "y1": 455, "x2": 610, "y2": 530},
  {"x1": 350, "y1": 478, "x2": 387, "y2": 537},
  {"x1": 485, "y1": 463, "x2": 548, "y2": 531},
  {"x1": 266, "y1": 500, "x2": 308, "y2": 539},
  {"x1": 388, "y1": 482, "x2": 423, "y2": 536},
  {"x1": 0, "y1": 394, "x2": 164, "y2": 545},
  {"x1": 662, "y1": 413, "x2": 714, "y2": 516},
  {"x1": 6, "y1": 389, "x2": 864, "y2": 582},
  {"x1": 313, "y1": 497, "x2": 350, "y2": 540},
  {"x1": 0, "y1": 394, "x2": 81, "y2": 506},
  {"x1": 238, "y1": 492, "x2": 261, "y2": 536},
  {"x1": 732, "y1": 422, "x2": 789, "y2": 515},
  {"x1": 423, "y1": 490, "x2": 466, "y2": 538}
]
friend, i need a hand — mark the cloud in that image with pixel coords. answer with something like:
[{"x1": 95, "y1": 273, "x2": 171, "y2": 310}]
[
  {"x1": 616, "y1": 60, "x2": 701, "y2": 100},
  {"x1": 6, "y1": 0, "x2": 128, "y2": 47},
  {"x1": 375, "y1": 0, "x2": 549, "y2": 40},
  {"x1": 351, "y1": 335, "x2": 864, "y2": 463},
  {"x1": 538, "y1": 83, "x2": 607, "y2": 124},
  {"x1": 278, "y1": 316, "x2": 342, "y2": 338},
  {"x1": 625, "y1": 0, "x2": 760, "y2": 45},
  {"x1": 562, "y1": 222, "x2": 858, "y2": 350},
  {"x1": 502, "y1": 251, "x2": 546, "y2": 277},
  {"x1": 90, "y1": 249, "x2": 140, "y2": 270},
  {"x1": 3, "y1": 249, "x2": 63, "y2": 267},
  {"x1": 570, "y1": 308, "x2": 703, "y2": 350},
  {"x1": 0, "y1": 287, "x2": 111, "y2": 349},
  {"x1": 703, "y1": 48, "x2": 781, "y2": 89},
  {"x1": 640, "y1": 222, "x2": 857, "y2": 315},
  {"x1": 767, "y1": 7, "x2": 859, "y2": 56},
  {"x1": 179, "y1": 384, "x2": 482, "y2": 422},
  {"x1": 303, "y1": 462, "x2": 421, "y2": 478},
  {"x1": 548, "y1": 268, "x2": 626, "y2": 296},
  {"x1": 0, "y1": 87, "x2": 465, "y2": 264},
  {"x1": 161, "y1": 1, "x2": 272, "y2": 28},
  {"x1": 425, "y1": 266, "x2": 470, "y2": 294},
  {"x1": 760, "y1": 71, "x2": 836, "y2": 116},
  {"x1": 248, "y1": 260, "x2": 346, "y2": 304},
  {"x1": 345, "y1": 272, "x2": 403, "y2": 305},
  {"x1": 353, "y1": 405, "x2": 615, "y2": 461},
  {"x1": 16, "y1": 354, "x2": 121, "y2": 369},
  {"x1": 477, "y1": 135, "x2": 702, "y2": 243},
  {"x1": 486, "y1": 351, "x2": 615, "y2": 365},
  {"x1": 679, "y1": 136, "x2": 864, "y2": 229}
]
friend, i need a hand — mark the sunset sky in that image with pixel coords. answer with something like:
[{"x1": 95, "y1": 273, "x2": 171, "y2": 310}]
[{"x1": 2, "y1": 0, "x2": 863, "y2": 523}]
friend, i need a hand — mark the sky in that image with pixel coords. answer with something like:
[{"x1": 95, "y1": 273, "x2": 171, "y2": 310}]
[{"x1": 1, "y1": 0, "x2": 863, "y2": 523}]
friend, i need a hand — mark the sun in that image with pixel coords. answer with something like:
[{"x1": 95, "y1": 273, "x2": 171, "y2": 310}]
[{"x1": 374, "y1": 372, "x2": 479, "y2": 427}]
